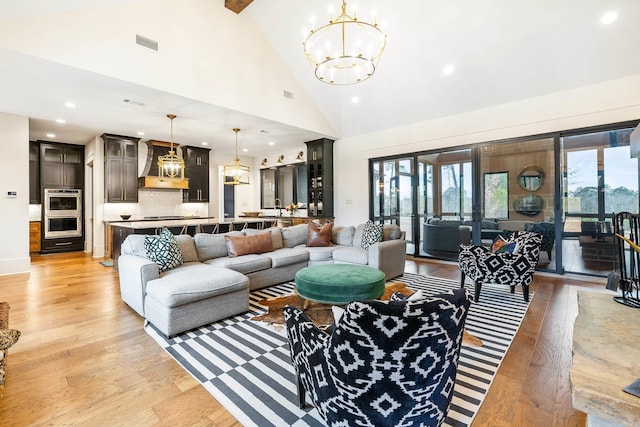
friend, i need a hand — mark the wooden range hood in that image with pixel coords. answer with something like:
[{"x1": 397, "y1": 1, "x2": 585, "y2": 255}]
[{"x1": 138, "y1": 140, "x2": 189, "y2": 190}]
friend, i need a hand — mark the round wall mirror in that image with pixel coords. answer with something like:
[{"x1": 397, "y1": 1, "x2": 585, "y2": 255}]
[{"x1": 518, "y1": 166, "x2": 544, "y2": 191}]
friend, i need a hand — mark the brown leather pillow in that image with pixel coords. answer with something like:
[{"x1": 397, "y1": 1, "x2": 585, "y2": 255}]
[
  {"x1": 307, "y1": 222, "x2": 335, "y2": 247},
  {"x1": 225, "y1": 232, "x2": 273, "y2": 257}
]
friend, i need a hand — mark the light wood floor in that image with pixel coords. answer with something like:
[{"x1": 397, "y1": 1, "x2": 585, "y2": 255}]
[{"x1": 0, "y1": 252, "x2": 607, "y2": 426}]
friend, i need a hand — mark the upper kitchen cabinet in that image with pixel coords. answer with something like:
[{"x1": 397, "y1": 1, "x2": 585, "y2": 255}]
[
  {"x1": 103, "y1": 134, "x2": 140, "y2": 203},
  {"x1": 305, "y1": 138, "x2": 334, "y2": 217},
  {"x1": 183, "y1": 146, "x2": 210, "y2": 202},
  {"x1": 29, "y1": 141, "x2": 40, "y2": 204},
  {"x1": 39, "y1": 142, "x2": 84, "y2": 189}
]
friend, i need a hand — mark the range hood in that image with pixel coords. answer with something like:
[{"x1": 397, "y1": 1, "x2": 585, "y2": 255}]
[{"x1": 138, "y1": 140, "x2": 189, "y2": 190}]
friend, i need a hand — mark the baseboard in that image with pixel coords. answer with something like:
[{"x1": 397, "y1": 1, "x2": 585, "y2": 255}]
[{"x1": 0, "y1": 256, "x2": 31, "y2": 276}]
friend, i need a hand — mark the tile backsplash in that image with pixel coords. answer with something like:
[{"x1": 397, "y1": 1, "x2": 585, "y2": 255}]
[{"x1": 103, "y1": 190, "x2": 208, "y2": 221}]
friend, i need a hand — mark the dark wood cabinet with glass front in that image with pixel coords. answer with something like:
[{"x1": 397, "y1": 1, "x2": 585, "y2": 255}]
[{"x1": 305, "y1": 138, "x2": 334, "y2": 217}]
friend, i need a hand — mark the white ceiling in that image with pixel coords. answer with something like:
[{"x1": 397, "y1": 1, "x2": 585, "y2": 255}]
[{"x1": 1, "y1": 0, "x2": 639, "y2": 156}]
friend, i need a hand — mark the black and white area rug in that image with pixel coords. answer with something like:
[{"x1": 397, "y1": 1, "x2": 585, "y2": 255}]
[{"x1": 144, "y1": 273, "x2": 532, "y2": 427}]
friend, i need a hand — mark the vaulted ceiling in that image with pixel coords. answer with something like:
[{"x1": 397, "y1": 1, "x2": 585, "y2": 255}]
[{"x1": 0, "y1": 0, "x2": 639, "y2": 156}]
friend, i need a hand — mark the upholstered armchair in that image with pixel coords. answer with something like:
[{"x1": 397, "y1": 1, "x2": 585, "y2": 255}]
[
  {"x1": 458, "y1": 231, "x2": 542, "y2": 302},
  {"x1": 284, "y1": 288, "x2": 471, "y2": 427}
]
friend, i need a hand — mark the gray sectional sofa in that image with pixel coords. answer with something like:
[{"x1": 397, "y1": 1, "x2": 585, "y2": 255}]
[
  {"x1": 118, "y1": 222, "x2": 406, "y2": 337},
  {"x1": 423, "y1": 217, "x2": 535, "y2": 254}
]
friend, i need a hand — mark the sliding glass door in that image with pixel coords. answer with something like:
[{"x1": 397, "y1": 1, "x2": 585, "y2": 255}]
[
  {"x1": 369, "y1": 121, "x2": 639, "y2": 276},
  {"x1": 415, "y1": 150, "x2": 472, "y2": 259},
  {"x1": 561, "y1": 128, "x2": 639, "y2": 275},
  {"x1": 371, "y1": 157, "x2": 415, "y2": 253}
]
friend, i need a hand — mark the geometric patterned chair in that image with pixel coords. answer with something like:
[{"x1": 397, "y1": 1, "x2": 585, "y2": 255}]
[
  {"x1": 524, "y1": 222, "x2": 555, "y2": 260},
  {"x1": 284, "y1": 288, "x2": 471, "y2": 427},
  {"x1": 458, "y1": 231, "x2": 542, "y2": 302}
]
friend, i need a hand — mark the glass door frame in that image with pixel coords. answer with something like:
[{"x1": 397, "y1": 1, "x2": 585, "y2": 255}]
[{"x1": 368, "y1": 119, "x2": 639, "y2": 276}]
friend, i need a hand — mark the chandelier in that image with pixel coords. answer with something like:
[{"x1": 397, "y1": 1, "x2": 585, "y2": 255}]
[
  {"x1": 157, "y1": 114, "x2": 185, "y2": 179},
  {"x1": 303, "y1": 0, "x2": 387, "y2": 85},
  {"x1": 223, "y1": 128, "x2": 250, "y2": 185}
]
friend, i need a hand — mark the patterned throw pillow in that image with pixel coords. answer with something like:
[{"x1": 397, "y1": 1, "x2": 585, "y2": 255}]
[
  {"x1": 360, "y1": 220, "x2": 383, "y2": 249},
  {"x1": 496, "y1": 241, "x2": 519, "y2": 254},
  {"x1": 491, "y1": 236, "x2": 509, "y2": 253},
  {"x1": 144, "y1": 228, "x2": 183, "y2": 272}
]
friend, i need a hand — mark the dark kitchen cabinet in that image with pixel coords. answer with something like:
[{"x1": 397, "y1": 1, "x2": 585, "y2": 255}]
[
  {"x1": 305, "y1": 138, "x2": 334, "y2": 217},
  {"x1": 40, "y1": 142, "x2": 84, "y2": 189},
  {"x1": 29, "y1": 141, "x2": 40, "y2": 204},
  {"x1": 103, "y1": 134, "x2": 140, "y2": 203},
  {"x1": 183, "y1": 146, "x2": 210, "y2": 202}
]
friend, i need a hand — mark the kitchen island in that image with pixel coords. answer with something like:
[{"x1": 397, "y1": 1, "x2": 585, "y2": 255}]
[{"x1": 105, "y1": 215, "x2": 333, "y2": 270}]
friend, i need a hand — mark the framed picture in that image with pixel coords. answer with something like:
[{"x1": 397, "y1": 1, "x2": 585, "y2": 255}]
[{"x1": 484, "y1": 172, "x2": 509, "y2": 218}]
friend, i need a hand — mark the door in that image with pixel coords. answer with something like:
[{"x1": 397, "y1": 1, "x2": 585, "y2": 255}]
[
  {"x1": 371, "y1": 157, "x2": 414, "y2": 253},
  {"x1": 561, "y1": 127, "x2": 638, "y2": 275}
]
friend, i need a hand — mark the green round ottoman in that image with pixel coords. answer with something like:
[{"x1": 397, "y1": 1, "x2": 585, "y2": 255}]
[{"x1": 295, "y1": 264, "x2": 386, "y2": 304}]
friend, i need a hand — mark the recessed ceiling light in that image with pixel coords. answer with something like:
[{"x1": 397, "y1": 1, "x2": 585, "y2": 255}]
[
  {"x1": 201, "y1": 141, "x2": 209, "y2": 146},
  {"x1": 64, "y1": 102, "x2": 76, "y2": 108},
  {"x1": 443, "y1": 64, "x2": 454, "y2": 75},
  {"x1": 268, "y1": 141, "x2": 275, "y2": 146},
  {"x1": 137, "y1": 131, "x2": 145, "y2": 136},
  {"x1": 46, "y1": 133, "x2": 56, "y2": 138},
  {"x1": 351, "y1": 96, "x2": 359, "y2": 104},
  {"x1": 242, "y1": 148, "x2": 248, "y2": 152},
  {"x1": 55, "y1": 119, "x2": 66, "y2": 124},
  {"x1": 601, "y1": 11, "x2": 617, "y2": 25}
]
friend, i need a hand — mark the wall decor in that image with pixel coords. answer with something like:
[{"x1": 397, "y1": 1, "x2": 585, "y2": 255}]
[
  {"x1": 518, "y1": 166, "x2": 544, "y2": 191},
  {"x1": 513, "y1": 194, "x2": 543, "y2": 216}
]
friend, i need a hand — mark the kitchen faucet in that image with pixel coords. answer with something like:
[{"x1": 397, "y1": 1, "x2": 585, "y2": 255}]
[{"x1": 274, "y1": 198, "x2": 282, "y2": 216}]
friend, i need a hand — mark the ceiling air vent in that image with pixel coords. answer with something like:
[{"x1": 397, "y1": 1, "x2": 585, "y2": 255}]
[
  {"x1": 283, "y1": 90, "x2": 294, "y2": 99},
  {"x1": 136, "y1": 34, "x2": 158, "y2": 51}
]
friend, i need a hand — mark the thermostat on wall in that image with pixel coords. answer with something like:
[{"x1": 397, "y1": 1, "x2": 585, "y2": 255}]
[{"x1": 7, "y1": 191, "x2": 17, "y2": 198}]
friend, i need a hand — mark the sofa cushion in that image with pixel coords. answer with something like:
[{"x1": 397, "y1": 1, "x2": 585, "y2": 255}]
[
  {"x1": 121, "y1": 234, "x2": 147, "y2": 257},
  {"x1": 264, "y1": 248, "x2": 310, "y2": 268},
  {"x1": 352, "y1": 224, "x2": 365, "y2": 247},
  {"x1": 174, "y1": 235, "x2": 198, "y2": 263},
  {"x1": 194, "y1": 231, "x2": 243, "y2": 261},
  {"x1": 225, "y1": 233, "x2": 273, "y2": 257},
  {"x1": 282, "y1": 223, "x2": 309, "y2": 248},
  {"x1": 382, "y1": 224, "x2": 402, "y2": 241},
  {"x1": 244, "y1": 227, "x2": 283, "y2": 249},
  {"x1": 361, "y1": 220, "x2": 384, "y2": 249},
  {"x1": 146, "y1": 264, "x2": 248, "y2": 308},
  {"x1": 332, "y1": 246, "x2": 369, "y2": 265},
  {"x1": 305, "y1": 246, "x2": 339, "y2": 262},
  {"x1": 144, "y1": 228, "x2": 183, "y2": 272},
  {"x1": 428, "y1": 218, "x2": 462, "y2": 227},
  {"x1": 463, "y1": 220, "x2": 499, "y2": 230},
  {"x1": 307, "y1": 222, "x2": 334, "y2": 247},
  {"x1": 332, "y1": 225, "x2": 355, "y2": 246},
  {"x1": 204, "y1": 254, "x2": 272, "y2": 274}
]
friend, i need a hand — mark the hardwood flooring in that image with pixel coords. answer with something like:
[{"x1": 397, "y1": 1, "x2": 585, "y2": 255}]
[{"x1": 0, "y1": 252, "x2": 607, "y2": 426}]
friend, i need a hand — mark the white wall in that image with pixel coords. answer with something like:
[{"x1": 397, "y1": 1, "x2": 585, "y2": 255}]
[
  {"x1": 334, "y1": 74, "x2": 640, "y2": 226},
  {"x1": 0, "y1": 0, "x2": 335, "y2": 137},
  {"x1": 0, "y1": 113, "x2": 30, "y2": 275}
]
